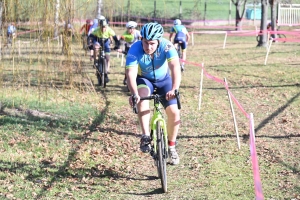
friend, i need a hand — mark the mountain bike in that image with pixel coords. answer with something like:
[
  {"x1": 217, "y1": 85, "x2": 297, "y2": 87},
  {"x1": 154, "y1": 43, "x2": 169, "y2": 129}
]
[
  {"x1": 256, "y1": 27, "x2": 286, "y2": 43},
  {"x1": 93, "y1": 38, "x2": 107, "y2": 88},
  {"x1": 132, "y1": 89, "x2": 181, "y2": 193},
  {"x1": 275, "y1": 26, "x2": 286, "y2": 43},
  {"x1": 81, "y1": 34, "x2": 90, "y2": 55}
]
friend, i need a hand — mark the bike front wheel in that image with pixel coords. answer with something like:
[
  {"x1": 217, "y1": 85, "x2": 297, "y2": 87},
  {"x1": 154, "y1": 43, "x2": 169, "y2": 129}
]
[
  {"x1": 156, "y1": 121, "x2": 167, "y2": 193},
  {"x1": 98, "y1": 58, "x2": 106, "y2": 88}
]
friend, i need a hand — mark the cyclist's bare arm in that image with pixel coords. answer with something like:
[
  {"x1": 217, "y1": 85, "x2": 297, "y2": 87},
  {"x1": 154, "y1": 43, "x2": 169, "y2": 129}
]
[
  {"x1": 167, "y1": 58, "x2": 181, "y2": 100},
  {"x1": 169, "y1": 32, "x2": 174, "y2": 41},
  {"x1": 186, "y1": 32, "x2": 191, "y2": 43},
  {"x1": 126, "y1": 66, "x2": 139, "y2": 99}
]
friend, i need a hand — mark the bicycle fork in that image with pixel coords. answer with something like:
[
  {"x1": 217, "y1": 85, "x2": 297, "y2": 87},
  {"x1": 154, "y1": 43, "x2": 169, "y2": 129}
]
[{"x1": 150, "y1": 117, "x2": 168, "y2": 160}]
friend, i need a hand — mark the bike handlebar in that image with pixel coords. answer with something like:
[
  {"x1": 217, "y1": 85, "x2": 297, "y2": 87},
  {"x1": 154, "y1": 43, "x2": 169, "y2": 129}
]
[{"x1": 132, "y1": 89, "x2": 181, "y2": 114}]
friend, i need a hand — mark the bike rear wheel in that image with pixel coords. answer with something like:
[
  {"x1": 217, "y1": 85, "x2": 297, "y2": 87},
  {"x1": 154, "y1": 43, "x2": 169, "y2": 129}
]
[
  {"x1": 156, "y1": 121, "x2": 167, "y2": 193},
  {"x1": 101, "y1": 58, "x2": 106, "y2": 88},
  {"x1": 278, "y1": 34, "x2": 286, "y2": 43}
]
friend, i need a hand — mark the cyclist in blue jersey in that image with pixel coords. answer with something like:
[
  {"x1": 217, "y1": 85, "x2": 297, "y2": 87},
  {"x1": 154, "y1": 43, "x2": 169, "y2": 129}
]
[
  {"x1": 126, "y1": 22, "x2": 181, "y2": 165},
  {"x1": 7, "y1": 22, "x2": 17, "y2": 44},
  {"x1": 169, "y1": 19, "x2": 190, "y2": 71}
]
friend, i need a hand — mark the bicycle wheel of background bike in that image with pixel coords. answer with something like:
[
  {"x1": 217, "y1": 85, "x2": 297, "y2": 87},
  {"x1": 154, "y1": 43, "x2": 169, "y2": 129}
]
[
  {"x1": 256, "y1": 35, "x2": 260, "y2": 42},
  {"x1": 278, "y1": 34, "x2": 286, "y2": 43},
  {"x1": 156, "y1": 122, "x2": 167, "y2": 193}
]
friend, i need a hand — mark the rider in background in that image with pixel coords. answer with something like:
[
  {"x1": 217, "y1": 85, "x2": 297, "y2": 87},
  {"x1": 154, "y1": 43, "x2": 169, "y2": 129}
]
[
  {"x1": 80, "y1": 19, "x2": 93, "y2": 35},
  {"x1": 169, "y1": 19, "x2": 190, "y2": 72},
  {"x1": 118, "y1": 21, "x2": 142, "y2": 85},
  {"x1": 7, "y1": 22, "x2": 17, "y2": 44},
  {"x1": 80, "y1": 19, "x2": 93, "y2": 49},
  {"x1": 90, "y1": 18, "x2": 120, "y2": 83},
  {"x1": 126, "y1": 22, "x2": 181, "y2": 165},
  {"x1": 87, "y1": 18, "x2": 101, "y2": 61}
]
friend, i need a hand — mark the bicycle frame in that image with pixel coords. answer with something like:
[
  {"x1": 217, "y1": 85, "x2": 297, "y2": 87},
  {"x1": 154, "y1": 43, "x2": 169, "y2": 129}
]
[
  {"x1": 150, "y1": 98, "x2": 168, "y2": 157},
  {"x1": 132, "y1": 90, "x2": 181, "y2": 193},
  {"x1": 94, "y1": 37, "x2": 107, "y2": 87}
]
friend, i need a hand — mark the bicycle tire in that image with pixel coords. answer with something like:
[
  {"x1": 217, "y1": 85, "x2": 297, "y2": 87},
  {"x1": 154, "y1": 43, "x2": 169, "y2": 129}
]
[
  {"x1": 156, "y1": 121, "x2": 167, "y2": 193},
  {"x1": 278, "y1": 34, "x2": 286, "y2": 43},
  {"x1": 102, "y1": 58, "x2": 106, "y2": 88}
]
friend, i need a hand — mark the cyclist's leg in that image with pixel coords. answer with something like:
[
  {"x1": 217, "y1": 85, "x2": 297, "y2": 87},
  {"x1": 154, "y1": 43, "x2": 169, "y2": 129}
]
[
  {"x1": 123, "y1": 46, "x2": 130, "y2": 85},
  {"x1": 155, "y1": 77, "x2": 180, "y2": 141},
  {"x1": 155, "y1": 76, "x2": 180, "y2": 164},
  {"x1": 104, "y1": 40, "x2": 111, "y2": 73},
  {"x1": 181, "y1": 42, "x2": 187, "y2": 63},
  {"x1": 136, "y1": 77, "x2": 154, "y2": 152},
  {"x1": 137, "y1": 77, "x2": 154, "y2": 135},
  {"x1": 7, "y1": 33, "x2": 12, "y2": 44},
  {"x1": 180, "y1": 41, "x2": 187, "y2": 71},
  {"x1": 89, "y1": 36, "x2": 95, "y2": 61}
]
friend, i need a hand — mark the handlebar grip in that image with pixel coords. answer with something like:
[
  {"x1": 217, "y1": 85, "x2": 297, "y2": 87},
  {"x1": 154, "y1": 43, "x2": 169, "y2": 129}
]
[
  {"x1": 132, "y1": 95, "x2": 138, "y2": 114},
  {"x1": 175, "y1": 89, "x2": 181, "y2": 110}
]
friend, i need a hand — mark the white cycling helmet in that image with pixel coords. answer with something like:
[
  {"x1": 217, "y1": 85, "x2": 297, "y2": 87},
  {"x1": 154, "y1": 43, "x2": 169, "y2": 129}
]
[
  {"x1": 126, "y1": 21, "x2": 137, "y2": 29},
  {"x1": 174, "y1": 19, "x2": 181, "y2": 25},
  {"x1": 99, "y1": 19, "x2": 108, "y2": 27},
  {"x1": 96, "y1": 15, "x2": 106, "y2": 21}
]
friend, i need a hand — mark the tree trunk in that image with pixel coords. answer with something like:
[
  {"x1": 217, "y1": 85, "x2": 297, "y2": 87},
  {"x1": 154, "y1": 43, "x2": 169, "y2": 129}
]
[
  {"x1": 232, "y1": 0, "x2": 247, "y2": 31},
  {"x1": 0, "y1": 0, "x2": 3, "y2": 31},
  {"x1": 269, "y1": 0, "x2": 278, "y2": 40},
  {"x1": 54, "y1": 0, "x2": 60, "y2": 38},
  {"x1": 257, "y1": 0, "x2": 269, "y2": 47},
  {"x1": 97, "y1": 0, "x2": 102, "y2": 18}
]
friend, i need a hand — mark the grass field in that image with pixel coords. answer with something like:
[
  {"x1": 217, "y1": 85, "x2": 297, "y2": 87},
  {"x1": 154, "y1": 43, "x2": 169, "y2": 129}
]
[{"x1": 0, "y1": 27, "x2": 299, "y2": 199}]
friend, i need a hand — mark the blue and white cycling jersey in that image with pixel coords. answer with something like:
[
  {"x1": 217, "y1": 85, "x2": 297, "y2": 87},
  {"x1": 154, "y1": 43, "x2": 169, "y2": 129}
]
[
  {"x1": 7, "y1": 25, "x2": 16, "y2": 34},
  {"x1": 88, "y1": 21, "x2": 98, "y2": 36},
  {"x1": 125, "y1": 38, "x2": 178, "y2": 82},
  {"x1": 170, "y1": 25, "x2": 188, "y2": 42}
]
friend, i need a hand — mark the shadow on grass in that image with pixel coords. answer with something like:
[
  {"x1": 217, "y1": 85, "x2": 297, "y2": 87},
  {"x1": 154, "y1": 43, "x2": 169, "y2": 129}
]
[
  {"x1": 204, "y1": 83, "x2": 300, "y2": 90},
  {"x1": 32, "y1": 89, "x2": 109, "y2": 198},
  {"x1": 123, "y1": 188, "x2": 165, "y2": 195},
  {"x1": 0, "y1": 87, "x2": 113, "y2": 198},
  {"x1": 255, "y1": 91, "x2": 300, "y2": 134}
]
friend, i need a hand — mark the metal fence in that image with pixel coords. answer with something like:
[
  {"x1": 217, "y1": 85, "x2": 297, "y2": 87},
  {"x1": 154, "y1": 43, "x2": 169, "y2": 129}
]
[{"x1": 97, "y1": 0, "x2": 300, "y2": 22}]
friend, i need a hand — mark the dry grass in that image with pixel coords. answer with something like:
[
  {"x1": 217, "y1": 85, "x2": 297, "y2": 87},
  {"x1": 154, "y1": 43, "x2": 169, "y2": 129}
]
[{"x1": 0, "y1": 29, "x2": 299, "y2": 199}]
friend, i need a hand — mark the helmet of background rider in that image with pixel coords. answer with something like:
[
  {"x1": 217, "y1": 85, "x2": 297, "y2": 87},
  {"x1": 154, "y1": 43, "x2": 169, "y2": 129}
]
[
  {"x1": 99, "y1": 19, "x2": 108, "y2": 27},
  {"x1": 126, "y1": 21, "x2": 137, "y2": 29},
  {"x1": 173, "y1": 19, "x2": 181, "y2": 25}
]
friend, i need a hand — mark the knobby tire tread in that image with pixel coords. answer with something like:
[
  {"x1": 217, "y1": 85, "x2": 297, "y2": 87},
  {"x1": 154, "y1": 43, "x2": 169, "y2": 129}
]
[{"x1": 156, "y1": 122, "x2": 167, "y2": 193}]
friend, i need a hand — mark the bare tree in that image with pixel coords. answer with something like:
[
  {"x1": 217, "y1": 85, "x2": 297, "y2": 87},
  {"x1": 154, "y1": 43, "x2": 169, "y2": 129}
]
[
  {"x1": 0, "y1": 0, "x2": 3, "y2": 31},
  {"x1": 269, "y1": 0, "x2": 278, "y2": 39},
  {"x1": 257, "y1": 0, "x2": 269, "y2": 47},
  {"x1": 97, "y1": 0, "x2": 102, "y2": 18},
  {"x1": 54, "y1": 0, "x2": 60, "y2": 38},
  {"x1": 231, "y1": 0, "x2": 247, "y2": 31}
]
